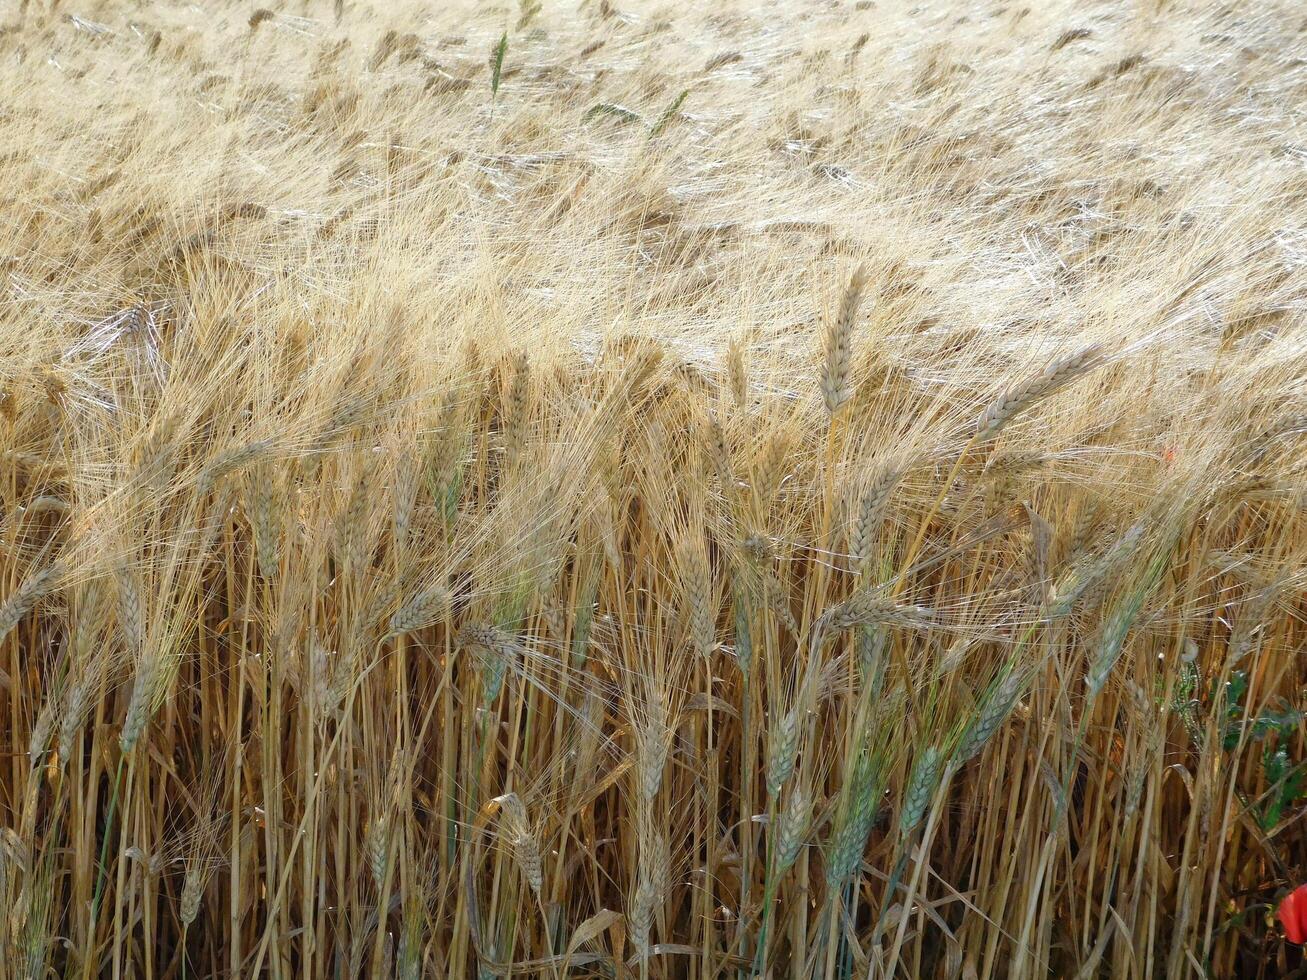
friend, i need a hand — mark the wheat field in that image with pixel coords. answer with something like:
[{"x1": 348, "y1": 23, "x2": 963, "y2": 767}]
[{"x1": 1, "y1": 0, "x2": 1305, "y2": 977}]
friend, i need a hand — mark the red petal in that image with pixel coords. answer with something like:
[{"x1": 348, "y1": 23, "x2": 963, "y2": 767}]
[
  {"x1": 1295, "y1": 886, "x2": 1307, "y2": 943},
  {"x1": 1282, "y1": 887, "x2": 1307, "y2": 944}
]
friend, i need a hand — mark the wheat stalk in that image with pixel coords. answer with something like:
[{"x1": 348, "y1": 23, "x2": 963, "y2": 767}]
[{"x1": 0, "y1": 6, "x2": 1300, "y2": 976}]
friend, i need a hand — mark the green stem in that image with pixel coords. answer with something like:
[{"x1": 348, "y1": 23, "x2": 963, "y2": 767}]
[
  {"x1": 89, "y1": 755, "x2": 126, "y2": 930},
  {"x1": 750, "y1": 794, "x2": 780, "y2": 978}
]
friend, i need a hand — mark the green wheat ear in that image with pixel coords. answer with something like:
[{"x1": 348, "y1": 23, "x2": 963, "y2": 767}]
[
  {"x1": 490, "y1": 32, "x2": 508, "y2": 99},
  {"x1": 649, "y1": 89, "x2": 690, "y2": 138},
  {"x1": 584, "y1": 103, "x2": 642, "y2": 126}
]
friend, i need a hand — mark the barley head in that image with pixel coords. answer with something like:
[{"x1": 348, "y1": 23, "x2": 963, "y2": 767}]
[
  {"x1": 900, "y1": 745, "x2": 945, "y2": 839},
  {"x1": 954, "y1": 669, "x2": 1024, "y2": 766},
  {"x1": 389, "y1": 585, "x2": 451, "y2": 635},
  {"x1": 115, "y1": 564, "x2": 144, "y2": 655},
  {"x1": 638, "y1": 714, "x2": 670, "y2": 803},
  {"x1": 365, "y1": 815, "x2": 391, "y2": 889},
  {"x1": 849, "y1": 466, "x2": 901, "y2": 570},
  {"x1": 726, "y1": 334, "x2": 748, "y2": 405},
  {"x1": 179, "y1": 867, "x2": 203, "y2": 927},
  {"x1": 766, "y1": 703, "x2": 802, "y2": 798},
  {"x1": 977, "y1": 344, "x2": 1105, "y2": 440},
  {"x1": 495, "y1": 793, "x2": 543, "y2": 895},
  {"x1": 823, "y1": 592, "x2": 936, "y2": 632},
  {"x1": 503, "y1": 350, "x2": 530, "y2": 470},
  {"x1": 0, "y1": 561, "x2": 64, "y2": 644},
  {"x1": 119, "y1": 663, "x2": 159, "y2": 754},
  {"x1": 249, "y1": 469, "x2": 281, "y2": 580},
  {"x1": 681, "y1": 544, "x2": 715, "y2": 658},
  {"x1": 570, "y1": 572, "x2": 599, "y2": 669},
  {"x1": 776, "y1": 783, "x2": 812, "y2": 872},
  {"x1": 825, "y1": 747, "x2": 884, "y2": 887},
  {"x1": 820, "y1": 265, "x2": 868, "y2": 415}
]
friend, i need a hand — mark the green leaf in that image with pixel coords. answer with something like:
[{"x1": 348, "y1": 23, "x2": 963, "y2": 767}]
[
  {"x1": 1212, "y1": 669, "x2": 1244, "y2": 716},
  {"x1": 1286, "y1": 769, "x2": 1307, "y2": 806},
  {"x1": 490, "y1": 32, "x2": 508, "y2": 98},
  {"x1": 1219, "y1": 670, "x2": 1248, "y2": 750},
  {"x1": 1264, "y1": 745, "x2": 1289, "y2": 786},
  {"x1": 1256, "y1": 747, "x2": 1307, "y2": 829}
]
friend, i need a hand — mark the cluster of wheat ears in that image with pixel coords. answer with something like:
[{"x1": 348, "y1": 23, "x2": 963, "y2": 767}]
[{"x1": 1, "y1": 0, "x2": 1305, "y2": 977}]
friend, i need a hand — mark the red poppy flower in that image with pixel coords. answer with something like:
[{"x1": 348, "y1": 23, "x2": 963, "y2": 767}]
[{"x1": 1279, "y1": 884, "x2": 1307, "y2": 944}]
